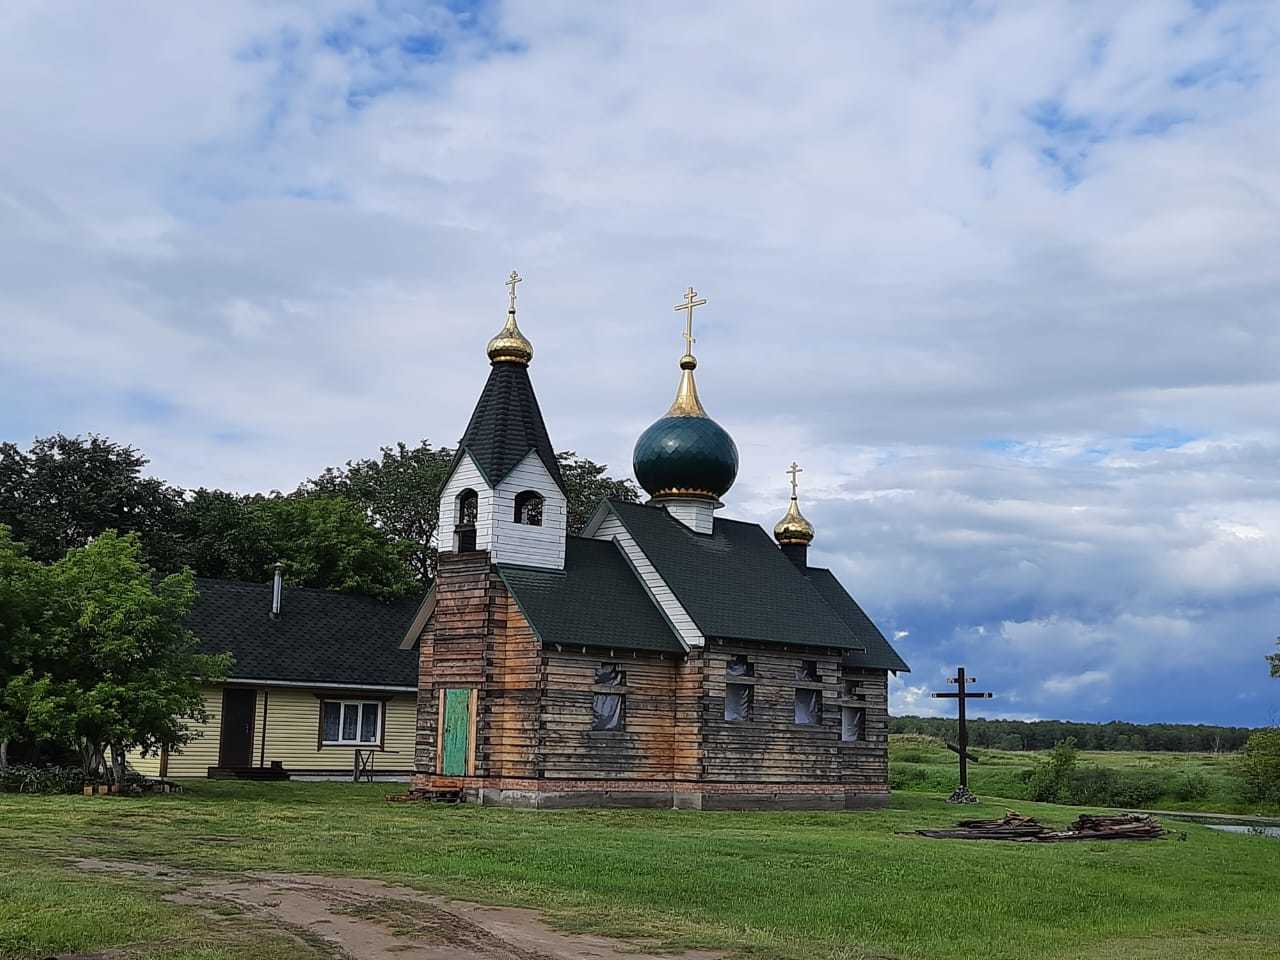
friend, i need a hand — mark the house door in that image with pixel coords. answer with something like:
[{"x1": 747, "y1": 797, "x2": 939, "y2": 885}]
[
  {"x1": 219, "y1": 688, "x2": 256, "y2": 768},
  {"x1": 439, "y1": 689, "x2": 473, "y2": 776}
]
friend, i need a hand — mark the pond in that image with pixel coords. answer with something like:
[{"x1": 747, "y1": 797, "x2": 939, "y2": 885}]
[{"x1": 1205, "y1": 823, "x2": 1280, "y2": 839}]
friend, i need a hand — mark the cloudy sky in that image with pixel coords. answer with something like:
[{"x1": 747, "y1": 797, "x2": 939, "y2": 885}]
[{"x1": 4, "y1": 1, "x2": 1278, "y2": 725}]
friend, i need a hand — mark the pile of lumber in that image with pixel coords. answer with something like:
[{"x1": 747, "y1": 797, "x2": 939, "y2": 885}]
[{"x1": 914, "y1": 811, "x2": 1165, "y2": 842}]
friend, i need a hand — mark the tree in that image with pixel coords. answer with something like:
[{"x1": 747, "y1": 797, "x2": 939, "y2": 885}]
[
  {"x1": 21, "y1": 532, "x2": 228, "y2": 782},
  {"x1": 557, "y1": 450, "x2": 641, "y2": 535},
  {"x1": 174, "y1": 492, "x2": 417, "y2": 599},
  {"x1": 1268, "y1": 636, "x2": 1279, "y2": 678},
  {"x1": 1239, "y1": 728, "x2": 1280, "y2": 805},
  {"x1": 0, "y1": 526, "x2": 46, "y2": 771},
  {"x1": 0, "y1": 435, "x2": 183, "y2": 568},
  {"x1": 302, "y1": 441, "x2": 455, "y2": 584}
]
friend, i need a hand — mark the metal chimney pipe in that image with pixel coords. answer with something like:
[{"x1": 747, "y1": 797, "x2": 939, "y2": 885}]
[{"x1": 271, "y1": 562, "x2": 284, "y2": 618}]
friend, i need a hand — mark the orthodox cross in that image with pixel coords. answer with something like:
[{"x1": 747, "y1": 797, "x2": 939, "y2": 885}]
[
  {"x1": 787, "y1": 461, "x2": 803, "y2": 498},
  {"x1": 674, "y1": 286, "x2": 706, "y2": 355},
  {"x1": 930, "y1": 666, "x2": 993, "y2": 791},
  {"x1": 506, "y1": 270, "x2": 522, "y2": 312}
]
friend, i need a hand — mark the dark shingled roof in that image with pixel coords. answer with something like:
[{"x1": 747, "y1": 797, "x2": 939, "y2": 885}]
[
  {"x1": 605, "y1": 500, "x2": 908, "y2": 668},
  {"x1": 189, "y1": 578, "x2": 421, "y2": 687},
  {"x1": 804, "y1": 567, "x2": 910, "y2": 672},
  {"x1": 447, "y1": 361, "x2": 565, "y2": 492},
  {"x1": 498, "y1": 538, "x2": 683, "y2": 653}
]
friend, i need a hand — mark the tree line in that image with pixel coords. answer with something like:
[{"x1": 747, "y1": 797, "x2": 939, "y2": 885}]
[
  {"x1": 0, "y1": 434, "x2": 638, "y2": 597},
  {"x1": 0, "y1": 433, "x2": 638, "y2": 780},
  {"x1": 891, "y1": 715, "x2": 1257, "y2": 753}
]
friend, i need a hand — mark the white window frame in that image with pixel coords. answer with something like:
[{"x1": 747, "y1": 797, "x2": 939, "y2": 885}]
[{"x1": 321, "y1": 699, "x2": 383, "y2": 746}]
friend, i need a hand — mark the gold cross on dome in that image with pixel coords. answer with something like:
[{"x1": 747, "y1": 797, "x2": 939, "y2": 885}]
[
  {"x1": 787, "y1": 461, "x2": 803, "y2": 499},
  {"x1": 506, "y1": 270, "x2": 522, "y2": 312},
  {"x1": 674, "y1": 286, "x2": 706, "y2": 355}
]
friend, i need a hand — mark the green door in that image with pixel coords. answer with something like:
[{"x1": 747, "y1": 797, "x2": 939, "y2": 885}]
[{"x1": 441, "y1": 689, "x2": 471, "y2": 776}]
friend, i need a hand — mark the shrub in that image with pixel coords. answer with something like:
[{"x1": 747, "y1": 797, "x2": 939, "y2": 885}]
[
  {"x1": 0, "y1": 764, "x2": 85, "y2": 795},
  {"x1": 1169, "y1": 771, "x2": 1212, "y2": 803},
  {"x1": 1239, "y1": 728, "x2": 1280, "y2": 805},
  {"x1": 1026, "y1": 738, "x2": 1079, "y2": 802}
]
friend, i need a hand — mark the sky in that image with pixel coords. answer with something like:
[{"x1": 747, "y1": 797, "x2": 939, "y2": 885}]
[{"x1": 2, "y1": 1, "x2": 1278, "y2": 726}]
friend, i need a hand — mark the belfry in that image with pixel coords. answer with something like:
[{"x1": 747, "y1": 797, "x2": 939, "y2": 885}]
[{"x1": 405, "y1": 275, "x2": 908, "y2": 809}]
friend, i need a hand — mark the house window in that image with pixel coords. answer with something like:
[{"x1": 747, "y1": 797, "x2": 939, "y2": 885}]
[
  {"x1": 455, "y1": 489, "x2": 478, "y2": 551},
  {"x1": 794, "y1": 688, "x2": 821, "y2": 725},
  {"x1": 321, "y1": 700, "x2": 382, "y2": 745},
  {"x1": 796, "y1": 660, "x2": 818, "y2": 681},
  {"x1": 592, "y1": 663, "x2": 625, "y2": 731},
  {"x1": 725, "y1": 655, "x2": 754, "y2": 721},
  {"x1": 514, "y1": 490, "x2": 544, "y2": 526},
  {"x1": 842, "y1": 706, "x2": 866, "y2": 742}
]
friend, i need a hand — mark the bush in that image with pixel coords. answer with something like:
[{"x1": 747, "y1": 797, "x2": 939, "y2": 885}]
[
  {"x1": 1239, "y1": 728, "x2": 1280, "y2": 805},
  {"x1": 1169, "y1": 771, "x2": 1212, "y2": 803},
  {"x1": 1025, "y1": 738, "x2": 1079, "y2": 802},
  {"x1": 0, "y1": 764, "x2": 85, "y2": 795}
]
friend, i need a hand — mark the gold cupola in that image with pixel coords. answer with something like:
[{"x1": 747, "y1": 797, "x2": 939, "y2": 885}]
[
  {"x1": 486, "y1": 270, "x2": 534, "y2": 365},
  {"x1": 774, "y1": 461, "x2": 816, "y2": 546}
]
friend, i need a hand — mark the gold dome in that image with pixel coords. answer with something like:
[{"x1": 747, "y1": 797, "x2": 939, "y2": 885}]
[
  {"x1": 774, "y1": 496, "x2": 815, "y2": 545},
  {"x1": 487, "y1": 270, "x2": 533, "y2": 365},
  {"x1": 774, "y1": 461, "x2": 815, "y2": 544}
]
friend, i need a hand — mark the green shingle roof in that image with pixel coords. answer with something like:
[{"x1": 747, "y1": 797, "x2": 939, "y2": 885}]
[
  {"x1": 498, "y1": 537, "x2": 683, "y2": 653},
  {"x1": 804, "y1": 567, "x2": 910, "y2": 672},
  {"x1": 604, "y1": 500, "x2": 908, "y2": 669}
]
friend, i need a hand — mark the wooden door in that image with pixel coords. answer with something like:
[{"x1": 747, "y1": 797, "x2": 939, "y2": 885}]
[
  {"x1": 440, "y1": 689, "x2": 472, "y2": 776},
  {"x1": 219, "y1": 688, "x2": 256, "y2": 768}
]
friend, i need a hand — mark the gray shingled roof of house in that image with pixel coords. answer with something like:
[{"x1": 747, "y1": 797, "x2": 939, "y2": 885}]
[
  {"x1": 189, "y1": 578, "x2": 422, "y2": 688},
  {"x1": 446, "y1": 361, "x2": 565, "y2": 492},
  {"x1": 498, "y1": 538, "x2": 683, "y2": 653},
  {"x1": 604, "y1": 500, "x2": 908, "y2": 669}
]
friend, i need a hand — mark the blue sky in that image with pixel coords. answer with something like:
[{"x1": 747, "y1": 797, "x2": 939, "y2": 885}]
[{"x1": 2, "y1": 1, "x2": 1278, "y2": 725}]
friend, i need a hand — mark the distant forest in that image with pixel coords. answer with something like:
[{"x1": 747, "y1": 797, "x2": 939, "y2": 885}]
[{"x1": 891, "y1": 716, "x2": 1255, "y2": 753}]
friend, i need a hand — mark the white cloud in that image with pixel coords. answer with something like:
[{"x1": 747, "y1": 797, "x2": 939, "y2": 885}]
[{"x1": 2, "y1": 1, "x2": 1279, "y2": 722}]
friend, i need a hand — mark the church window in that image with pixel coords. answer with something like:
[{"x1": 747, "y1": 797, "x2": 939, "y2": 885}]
[
  {"x1": 725, "y1": 655, "x2": 754, "y2": 721},
  {"x1": 321, "y1": 700, "x2": 382, "y2": 746},
  {"x1": 794, "y1": 688, "x2": 821, "y2": 725},
  {"x1": 796, "y1": 659, "x2": 818, "y2": 681},
  {"x1": 592, "y1": 663, "x2": 626, "y2": 731},
  {"x1": 842, "y1": 706, "x2": 866, "y2": 742},
  {"x1": 514, "y1": 490, "x2": 544, "y2": 526},
  {"x1": 455, "y1": 489, "x2": 478, "y2": 552}
]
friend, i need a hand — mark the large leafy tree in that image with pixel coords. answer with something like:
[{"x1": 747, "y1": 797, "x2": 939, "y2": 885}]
[
  {"x1": 557, "y1": 449, "x2": 640, "y2": 534},
  {"x1": 0, "y1": 435, "x2": 184, "y2": 567},
  {"x1": 0, "y1": 526, "x2": 46, "y2": 771},
  {"x1": 1268, "y1": 637, "x2": 1278, "y2": 678},
  {"x1": 174, "y1": 493, "x2": 417, "y2": 599},
  {"x1": 21, "y1": 531, "x2": 228, "y2": 782},
  {"x1": 302, "y1": 441, "x2": 455, "y2": 584}
]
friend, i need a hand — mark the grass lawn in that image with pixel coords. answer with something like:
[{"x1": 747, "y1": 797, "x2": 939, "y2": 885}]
[
  {"x1": 889, "y1": 736, "x2": 1274, "y2": 816},
  {"x1": 2, "y1": 781, "x2": 1278, "y2": 960}
]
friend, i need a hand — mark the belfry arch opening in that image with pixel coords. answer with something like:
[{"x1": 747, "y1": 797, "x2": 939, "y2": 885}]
[
  {"x1": 455, "y1": 488, "x2": 479, "y2": 552},
  {"x1": 514, "y1": 490, "x2": 544, "y2": 526}
]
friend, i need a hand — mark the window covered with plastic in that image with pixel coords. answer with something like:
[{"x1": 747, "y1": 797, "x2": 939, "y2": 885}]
[
  {"x1": 592, "y1": 663, "x2": 626, "y2": 731},
  {"x1": 794, "y1": 688, "x2": 821, "y2": 725},
  {"x1": 842, "y1": 706, "x2": 865, "y2": 742}
]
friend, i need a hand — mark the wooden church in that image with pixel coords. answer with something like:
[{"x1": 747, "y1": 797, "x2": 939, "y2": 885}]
[{"x1": 404, "y1": 276, "x2": 909, "y2": 808}]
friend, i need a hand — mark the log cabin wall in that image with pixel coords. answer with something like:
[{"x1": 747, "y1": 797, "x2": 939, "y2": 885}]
[
  {"x1": 539, "y1": 651, "x2": 677, "y2": 783},
  {"x1": 698, "y1": 640, "x2": 890, "y2": 806},
  {"x1": 413, "y1": 549, "x2": 492, "y2": 784},
  {"x1": 484, "y1": 589, "x2": 541, "y2": 779}
]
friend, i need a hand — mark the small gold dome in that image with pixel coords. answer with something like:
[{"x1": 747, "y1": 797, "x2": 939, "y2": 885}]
[
  {"x1": 774, "y1": 496, "x2": 815, "y2": 545},
  {"x1": 486, "y1": 309, "x2": 533, "y2": 365}
]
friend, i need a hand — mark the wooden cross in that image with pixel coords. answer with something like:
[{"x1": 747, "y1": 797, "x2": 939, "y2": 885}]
[
  {"x1": 506, "y1": 270, "x2": 522, "y2": 312},
  {"x1": 787, "y1": 461, "x2": 803, "y2": 498},
  {"x1": 673, "y1": 286, "x2": 706, "y2": 355},
  {"x1": 930, "y1": 666, "x2": 993, "y2": 791}
]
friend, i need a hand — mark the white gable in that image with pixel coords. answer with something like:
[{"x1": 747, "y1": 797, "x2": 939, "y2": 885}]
[{"x1": 490, "y1": 450, "x2": 566, "y2": 569}]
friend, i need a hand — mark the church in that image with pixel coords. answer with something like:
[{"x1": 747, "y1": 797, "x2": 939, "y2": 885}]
[{"x1": 404, "y1": 276, "x2": 909, "y2": 809}]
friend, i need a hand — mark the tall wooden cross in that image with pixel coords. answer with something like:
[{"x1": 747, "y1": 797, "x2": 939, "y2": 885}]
[
  {"x1": 674, "y1": 286, "x2": 706, "y2": 355},
  {"x1": 787, "y1": 461, "x2": 803, "y2": 498},
  {"x1": 506, "y1": 270, "x2": 522, "y2": 312},
  {"x1": 930, "y1": 666, "x2": 993, "y2": 791}
]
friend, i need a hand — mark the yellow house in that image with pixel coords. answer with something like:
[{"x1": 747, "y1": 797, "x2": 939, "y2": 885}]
[{"x1": 128, "y1": 572, "x2": 420, "y2": 780}]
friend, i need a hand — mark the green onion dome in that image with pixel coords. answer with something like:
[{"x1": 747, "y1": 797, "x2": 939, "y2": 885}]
[{"x1": 633, "y1": 353, "x2": 738, "y2": 501}]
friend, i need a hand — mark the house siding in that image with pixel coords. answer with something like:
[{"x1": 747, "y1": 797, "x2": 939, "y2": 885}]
[{"x1": 128, "y1": 684, "x2": 416, "y2": 777}]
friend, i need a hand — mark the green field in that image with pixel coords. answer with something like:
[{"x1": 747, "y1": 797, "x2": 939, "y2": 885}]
[
  {"x1": 889, "y1": 735, "x2": 1276, "y2": 815},
  {"x1": 2, "y1": 779, "x2": 1278, "y2": 960}
]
